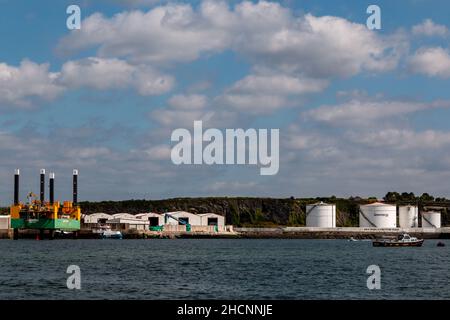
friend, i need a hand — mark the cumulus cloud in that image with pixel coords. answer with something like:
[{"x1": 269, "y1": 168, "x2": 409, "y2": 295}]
[
  {"x1": 408, "y1": 47, "x2": 450, "y2": 78},
  {"x1": 0, "y1": 57, "x2": 174, "y2": 110},
  {"x1": 0, "y1": 60, "x2": 63, "y2": 108},
  {"x1": 59, "y1": 57, "x2": 174, "y2": 95},
  {"x1": 412, "y1": 19, "x2": 449, "y2": 37},
  {"x1": 233, "y1": 12, "x2": 405, "y2": 77},
  {"x1": 56, "y1": 1, "x2": 404, "y2": 78},
  {"x1": 56, "y1": 4, "x2": 232, "y2": 64}
]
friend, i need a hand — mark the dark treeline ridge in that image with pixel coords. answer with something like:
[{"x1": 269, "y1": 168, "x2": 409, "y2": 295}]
[{"x1": 1, "y1": 192, "x2": 449, "y2": 227}]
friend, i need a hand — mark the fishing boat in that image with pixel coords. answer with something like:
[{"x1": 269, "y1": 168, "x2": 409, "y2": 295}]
[{"x1": 373, "y1": 233, "x2": 424, "y2": 247}]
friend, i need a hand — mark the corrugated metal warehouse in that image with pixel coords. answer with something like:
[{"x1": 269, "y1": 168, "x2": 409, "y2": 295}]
[
  {"x1": 164, "y1": 211, "x2": 202, "y2": 226},
  {"x1": 136, "y1": 212, "x2": 165, "y2": 227},
  {"x1": 199, "y1": 213, "x2": 225, "y2": 227}
]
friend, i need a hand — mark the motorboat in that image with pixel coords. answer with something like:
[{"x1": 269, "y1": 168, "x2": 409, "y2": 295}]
[
  {"x1": 101, "y1": 230, "x2": 123, "y2": 239},
  {"x1": 373, "y1": 233, "x2": 424, "y2": 247}
]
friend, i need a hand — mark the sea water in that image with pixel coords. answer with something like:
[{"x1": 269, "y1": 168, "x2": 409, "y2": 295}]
[{"x1": 0, "y1": 239, "x2": 448, "y2": 299}]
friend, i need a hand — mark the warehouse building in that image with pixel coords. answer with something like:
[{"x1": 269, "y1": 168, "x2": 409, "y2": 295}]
[
  {"x1": 82, "y1": 213, "x2": 112, "y2": 224},
  {"x1": 136, "y1": 212, "x2": 164, "y2": 227},
  {"x1": 164, "y1": 211, "x2": 202, "y2": 226},
  {"x1": 81, "y1": 211, "x2": 228, "y2": 232},
  {"x1": 199, "y1": 213, "x2": 225, "y2": 227},
  {"x1": 112, "y1": 213, "x2": 136, "y2": 220},
  {"x1": 106, "y1": 217, "x2": 149, "y2": 231}
]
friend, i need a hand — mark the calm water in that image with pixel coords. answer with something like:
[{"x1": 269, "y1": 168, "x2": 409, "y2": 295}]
[{"x1": 0, "y1": 239, "x2": 449, "y2": 299}]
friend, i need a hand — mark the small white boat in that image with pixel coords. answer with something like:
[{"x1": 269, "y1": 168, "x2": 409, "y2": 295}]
[{"x1": 101, "y1": 230, "x2": 123, "y2": 239}]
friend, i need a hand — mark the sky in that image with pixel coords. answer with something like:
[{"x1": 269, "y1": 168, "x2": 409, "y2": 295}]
[{"x1": 1, "y1": 0, "x2": 450, "y2": 204}]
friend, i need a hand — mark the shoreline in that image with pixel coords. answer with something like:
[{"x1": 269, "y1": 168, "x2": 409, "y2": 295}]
[{"x1": 2, "y1": 227, "x2": 450, "y2": 240}]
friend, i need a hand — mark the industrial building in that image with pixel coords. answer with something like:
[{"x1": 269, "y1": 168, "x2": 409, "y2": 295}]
[
  {"x1": 106, "y1": 217, "x2": 149, "y2": 231},
  {"x1": 164, "y1": 211, "x2": 202, "y2": 226},
  {"x1": 305, "y1": 202, "x2": 336, "y2": 228},
  {"x1": 199, "y1": 213, "x2": 225, "y2": 227},
  {"x1": 82, "y1": 212, "x2": 150, "y2": 231},
  {"x1": 136, "y1": 212, "x2": 165, "y2": 227},
  {"x1": 82, "y1": 213, "x2": 112, "y2": 224},
  {"x1": 359, "y1": 202, "x2": 397, "y2": 228},
  {"x1": 112, "y1": 213, "x2": 136, "y2": 220},
  {"x1": 81, "y1": 211, "x2": 227, "y2": 232}
]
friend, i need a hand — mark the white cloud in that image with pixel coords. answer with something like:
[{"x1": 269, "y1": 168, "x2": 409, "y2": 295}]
[
  {"x1": 412, "y1": 19, "x2": 449, "y2": 37},
  {"x1": 229, "y1": 73, "x2": 327, "y2": 95},
  {"x1": 150, "y1": 93, "x2": 238, "y2": 127},
  {"x1": 408, "y1": 47, "x2": 450, "y2": 78},
  {"x1": 59, "y1": 57, "x2": 174, "y2": 95},
  {"x1": 279, "y1": 120, "x2": 450, "y2": 197},
  {"x1": 305, "y1": 98, "x2": 450, "y2": 125},
  {"x1": 233, "y1": 12, "x2": 405, "y2": 77},
  {"x1": 56, "y1": 4, "x2": 232, "y2": 64},
  {"x1": 150, "y1": 93, "x2": 212, "y2": 127},
  {"x1": 347, "y1": 129, "x2": 450, "y2": 150},
  {"x1": 218, "y1": 72, "x2": 328, "y2": 115},
  {"x1": 0, "y1": 60, "x2": 63, "y2": 108},
  {"x1": 56, "y1": 1, "x2": 404, "y2": 78}
]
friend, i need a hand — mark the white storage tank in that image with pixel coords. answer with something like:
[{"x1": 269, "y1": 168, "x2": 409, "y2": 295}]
[
  {"x1": 421, "y1": 211, "x2": 441, "y2": 228},
  {"x1": 306, "y1": 202, "x2": 336, "y2": 228},
  {"x1": 359, "y1": 202, "x2": 396, "y2": 228},
  {"x1": 399, "y1": 205, "x2": 419, "y2": 228}
]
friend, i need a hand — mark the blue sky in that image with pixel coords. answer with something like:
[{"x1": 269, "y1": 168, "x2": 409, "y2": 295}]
[{"x1": 1, "y1": 0, "x2": 450, "y2": 204}]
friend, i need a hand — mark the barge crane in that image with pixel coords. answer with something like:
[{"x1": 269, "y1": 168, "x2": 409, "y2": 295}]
[{"x1": 10, "y1": 169, "x2": 81, "y2": 240}]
